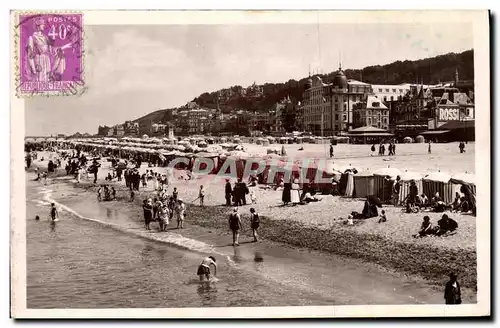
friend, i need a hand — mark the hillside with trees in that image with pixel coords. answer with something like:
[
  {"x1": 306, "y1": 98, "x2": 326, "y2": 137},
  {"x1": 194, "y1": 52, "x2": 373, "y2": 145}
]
[
  {"x1": 133, "y1": 49, "x2": 473, "y2": 126},
  {"x1": 192, "y1": 49, "x2": 474, "y2": 111}
]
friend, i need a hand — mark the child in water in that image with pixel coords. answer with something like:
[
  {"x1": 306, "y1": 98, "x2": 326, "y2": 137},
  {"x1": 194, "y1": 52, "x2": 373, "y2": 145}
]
[
  {"x1": 197, "y1": 256, "x2": 217, "y2": 281},
  {"x1": 50, "y1": 203, "x2": 59, "y2": 221}
]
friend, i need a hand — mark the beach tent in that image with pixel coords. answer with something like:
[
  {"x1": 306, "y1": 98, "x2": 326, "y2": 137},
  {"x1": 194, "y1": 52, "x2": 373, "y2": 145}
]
[
  {"x1": 373, "y1": 167, "x2": 402, "y2": 202},
  {"x1": 398, "y1": 171, "x2": 423, "y2": 204},
  {"x1": 422, "y1": 172, "x2": 453, "y2": 204},
  {"x1": 450, "y1": 172, "x2": 476, "y2": 215},
  {"x1": 353, "y1": 169, "x2": 375, "y2": 199}
]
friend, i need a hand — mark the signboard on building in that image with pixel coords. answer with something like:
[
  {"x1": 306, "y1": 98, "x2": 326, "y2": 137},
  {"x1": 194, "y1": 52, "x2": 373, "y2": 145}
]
[{"x1": 438, "y1": 106, "x2": 475, "y2": 122}]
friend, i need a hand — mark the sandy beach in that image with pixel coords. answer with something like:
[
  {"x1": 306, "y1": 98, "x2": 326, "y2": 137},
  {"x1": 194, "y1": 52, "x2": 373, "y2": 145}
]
[{"x1": 29, "y1": 141, "x2": 477, "y2": 292}]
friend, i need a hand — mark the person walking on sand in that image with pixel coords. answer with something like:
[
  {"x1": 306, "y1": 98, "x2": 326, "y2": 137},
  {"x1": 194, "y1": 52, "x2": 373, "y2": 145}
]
[
  {"x1": 428, "y1": 141, "x2": 432, "y2": 154},
  {"x1": 444, "y1": 272, "x2": 462, "y2": 304},
  {"x1": 172, "y1": 187, "x2": 178, "y2": 201},
  {"x1": 249, "y1": 207, "x2": 260, "y2": 242},
  {"x1": 158, "y1": 202, "x2": 170, "y2": 232},
  {"x1": 329, "y1": 144, "x2": 334, "y2": 158},
  {"x1": 198, "y1": 185, "x2": 205, "y2": 206},
  {"x1": 228, "y1": 207, "x2": 242, "y2": 246},
  {"x1": 175, "y1": 199, "x2": 186, "y2": 229},
  {"x1": 370, "y1": 144, "x2": 376, "y2": 156}
]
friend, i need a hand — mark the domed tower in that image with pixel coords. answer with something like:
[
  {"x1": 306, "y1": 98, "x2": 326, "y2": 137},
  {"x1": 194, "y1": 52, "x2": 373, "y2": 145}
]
[
  {"x1": 332, "y1": 64, "x2": 348, "y2": 90},
  {"x1": 331, "y1": 62, "x2": 349, "y2": 134},
  {"x1": 305, "y1": 75, "x2": 313, "y2": 90}
]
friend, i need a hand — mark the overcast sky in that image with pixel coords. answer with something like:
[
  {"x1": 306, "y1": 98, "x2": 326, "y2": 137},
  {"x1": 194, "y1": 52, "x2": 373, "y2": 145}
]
[{"x1": 25, "y1": 23, "x2": 473, "y2": 136}]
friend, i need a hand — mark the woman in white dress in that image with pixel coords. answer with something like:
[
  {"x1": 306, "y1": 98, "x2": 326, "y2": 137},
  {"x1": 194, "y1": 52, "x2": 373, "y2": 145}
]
[
  {"x1": 154, "y1": 174, "x2": 160, "y2": 191},
  {"x1": 290, "y1": 179, "x2": 301, "y2": 205},
  {"x1": 345, "y1": 170, "x2": 354, "y2": 197}
]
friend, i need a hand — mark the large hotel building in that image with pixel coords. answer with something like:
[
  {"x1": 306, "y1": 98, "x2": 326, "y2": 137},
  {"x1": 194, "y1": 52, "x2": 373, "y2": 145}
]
[{"x1": 302, "y1": 66, "x2": 373, "y2": 135}]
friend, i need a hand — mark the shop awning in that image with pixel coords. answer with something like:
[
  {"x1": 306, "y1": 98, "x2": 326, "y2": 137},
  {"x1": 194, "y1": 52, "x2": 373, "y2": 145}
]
[{"x1": 420, "y1": 130, "x2": 450, "y2": 135}]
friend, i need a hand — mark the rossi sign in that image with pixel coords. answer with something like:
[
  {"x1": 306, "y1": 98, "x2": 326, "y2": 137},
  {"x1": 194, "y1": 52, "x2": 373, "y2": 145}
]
[{"x1": 438, "y1": 107, "x2": 474, "y2": 121}]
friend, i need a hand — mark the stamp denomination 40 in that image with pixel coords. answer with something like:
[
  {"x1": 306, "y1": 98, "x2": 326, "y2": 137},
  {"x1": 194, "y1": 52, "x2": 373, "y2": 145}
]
[{"x1": 14, "y1": 12, "x2": 85, "y2": 97}]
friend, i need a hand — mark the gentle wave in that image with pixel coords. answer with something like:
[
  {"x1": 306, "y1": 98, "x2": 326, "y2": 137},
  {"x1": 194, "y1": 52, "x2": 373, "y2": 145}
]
[{"x1": 38, "y1": 187, "x2": 229, "y2": 258}]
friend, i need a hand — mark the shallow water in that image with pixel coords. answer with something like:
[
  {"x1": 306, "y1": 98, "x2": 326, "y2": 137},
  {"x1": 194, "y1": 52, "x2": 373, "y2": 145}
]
[{"x1": 26, "y1": 175, "x2": 453, "y2": 308}]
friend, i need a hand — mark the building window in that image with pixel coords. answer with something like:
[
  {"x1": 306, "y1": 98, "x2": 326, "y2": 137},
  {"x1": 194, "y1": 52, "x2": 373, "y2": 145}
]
[
  {"x1": 367, "y1": 110, "x2": 372, "y2": 116},
  {"x1": 383, "y1": 97, "x2": 387, "y2": 102},
  {"x1": 392, "y1": 89, "x2": 396, "y2": 92},
  {"x1": 385, "y1": 88, "x2": 389, "y2": 92},
  {"x1": 378, "y1": 88, "x2": 382, "y2": 92},
  {"x1": 390, "y1": 96, "x2": 394, "y2": 101},
  {"x1": 335, "y1": 114, "x2": 339, "y2": 120},
  {"x1": 367, "y1": 118, "x2": 372, "y2": 125},
  {"x1": 335, "y1": 125, "x2": 339, "y2": 131},
  {"x1": 343, "y1": 115, "x2": 347, "y2": 122},
  {"x1": 335, "y1": 104, "x2": 339, "y2": 110}
]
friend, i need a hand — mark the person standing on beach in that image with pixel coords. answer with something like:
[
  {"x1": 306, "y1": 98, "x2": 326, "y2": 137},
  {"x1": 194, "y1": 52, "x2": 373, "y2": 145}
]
[
  {"x1": 158, "y1": 202, "x2": 169, "y2": 232},
  {"x1": 228, "y1": 207, "x2": 242, "y2": 246},
  {"x1": 143, "y1": 199, "x2": 154, "y2": 230},
  {"x1": 329, "y1": 144, "x2": 334, "y2": 158},
  {"x1": 26, "y1": 153, "x2": 32, "y2": 169},
  {"x1": 249, "y1": 208, "x2": 260, "y2": 242},
  {"x1": 444, "y1": 272, "x2": 462, "y2": 304},
  {"x1": 460, "y1": 141, "x2": 466, "y2": 153},
  {"x1": 199, "y1": 185, "x2": 205, "y2": 206},
  {"x1": 172, "y1": 187, "x2": 179, "y2": 201},
  {"x1": 175, "y1": 199, "x2": 186, "y2": 229},
  {"x1": 225, "y1": 179, "x2": 232, "y2": 206},
  {"x1": 428, "y1": 141, "x2": 432, "y2": 154}
]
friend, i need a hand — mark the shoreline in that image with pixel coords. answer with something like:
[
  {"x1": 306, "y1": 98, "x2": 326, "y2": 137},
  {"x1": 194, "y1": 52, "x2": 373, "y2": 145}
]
[{"x1": 28, "y1": 162, "x2": 477, "y2": 295}]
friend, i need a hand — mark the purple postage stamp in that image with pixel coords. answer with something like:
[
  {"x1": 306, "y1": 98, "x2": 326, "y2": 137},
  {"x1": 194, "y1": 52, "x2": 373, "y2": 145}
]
[{"x1": 15, "y1": 12, "x2": 84, "y2": 97}]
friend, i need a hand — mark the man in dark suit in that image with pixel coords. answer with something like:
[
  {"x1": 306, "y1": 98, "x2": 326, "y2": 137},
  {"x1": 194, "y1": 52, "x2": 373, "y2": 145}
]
[{"x1": 225, "y1": 179, "x2": 232, "y2": 206}]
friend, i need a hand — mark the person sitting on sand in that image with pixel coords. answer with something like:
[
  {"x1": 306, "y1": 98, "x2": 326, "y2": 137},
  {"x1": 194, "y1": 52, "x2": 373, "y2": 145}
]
[
  {"x1": 435, "y1": 214, "x2": 458, "y2": 236},
  {"x1": 413, "y1": 216, "x2": 434, "y2": 238},
  {"x1": 431, "y1": 192, "x2": 442, "y2": 207},
  {"x1": 197, "y1": 256, "x2": 217, "y2": 281},
  {"x1": 452, "y1": 192, "x2": 462, "y2": 212},
  {"x1": 362, "y1": 198, "x2": 379, "y2": 219},
  {"x1": 302, "y1": 192, "x2": 321, "y2": 203},
  {"x1": 378, "y1": 210, "x2": 387, "y2": 223},
  {"x1": 417, "y1": 193, "x2": 429, "y2": 208}
]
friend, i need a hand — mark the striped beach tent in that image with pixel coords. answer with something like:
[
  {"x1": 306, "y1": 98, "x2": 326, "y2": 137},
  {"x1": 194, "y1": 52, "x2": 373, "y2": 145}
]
[
  {"x1": 450, "y1": 172, "x2": 476, "y2": 203},
  {"x1": 422, "y1": 172, "x2": 453, "y2": 204},
  {"x1": 353, "y1": 169, "x2": 375, "y2": 199},
  {"x1": 398, "y1": 171, "x2": 423, "y2": 204},
  {"x1": 373, "y1": 168, "x2": 402, "y2": 202}
]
